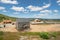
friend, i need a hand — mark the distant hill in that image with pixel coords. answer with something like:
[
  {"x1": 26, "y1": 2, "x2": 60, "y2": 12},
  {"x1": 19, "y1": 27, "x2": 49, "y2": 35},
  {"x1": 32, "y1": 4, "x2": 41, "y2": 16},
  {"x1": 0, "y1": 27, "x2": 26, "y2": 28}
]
[
  {"x1": 0, "y1": 14, "x2": 16, "y2": 22},
  {"x1": 17, "y1": 18, "x2": 60, "y2": 22},
  {"x1": 0, "y1": 14, "x2": 60, "y2": 22}
]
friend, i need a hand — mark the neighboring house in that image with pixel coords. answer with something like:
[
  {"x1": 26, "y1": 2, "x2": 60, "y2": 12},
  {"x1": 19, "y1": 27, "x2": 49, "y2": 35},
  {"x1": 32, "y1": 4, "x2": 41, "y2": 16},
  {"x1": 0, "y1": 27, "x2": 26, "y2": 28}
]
[
  {"x1": 30, "y1": 19, "x2": 44, "y2": 24},
  {"x1": 3, "y1": 20, "x2": 12, "y2": 24},
  {"x1": 0, "y1": 22, "x2": 4, "y2": 28}
]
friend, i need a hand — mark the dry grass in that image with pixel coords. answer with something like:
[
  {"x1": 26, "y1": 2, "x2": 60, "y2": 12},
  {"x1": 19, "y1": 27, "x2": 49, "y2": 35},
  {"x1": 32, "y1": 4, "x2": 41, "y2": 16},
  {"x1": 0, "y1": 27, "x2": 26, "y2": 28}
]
[
  {"x1": 3, "y1": 32, "x2": 20, "y2": 40},
  {"x1": 1, "y1": 32, "x2": 60, "y2": 40}
]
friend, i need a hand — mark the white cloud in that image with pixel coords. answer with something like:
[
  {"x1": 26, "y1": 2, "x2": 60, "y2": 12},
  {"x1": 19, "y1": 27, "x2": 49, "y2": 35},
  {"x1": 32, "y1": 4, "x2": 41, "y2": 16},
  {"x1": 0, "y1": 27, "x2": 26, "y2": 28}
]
[
  {"x1": 11, "y1": 3, "x2": 51, "y2": 12},
  {"x1": 0, "y1": 0, "x2": 18, "y2": 4},
  {"x1": 13, "y1": 12, "x2": 19, "y2": 14},
  {"x1": 3, "y1": 10, "x2": 7, "y2": 12},
  {"x1": 53, "y1": 10, "x2": 58, "y2": 13},
  {"x1": 27, "y1": 5, "x2": 42, "y2": 11},
  {"x1": 11, "y1": 6, "x2": 30, "y2": 13},
  {"x1": 11, "y1": 6, "x2": 25, "y2": 11},
  {"x1": 57, "y1": 0, "x2": 60, "y2": 5},
  {"x1": 27, "y1": 4, "x2": 51, "y2": 11},
  {"x1": 58, "y1": 4, "x2": 60, "y2": 5},
  {"x1": 0, "y1": 6, "x2": 7, "y2": 12},
  {"x1": 23, "y1": 9, "x2": 29, "y2": 13},
  {"x1": 57, "y1": 0, "x2": 60, "y2": 3},
  {"x1": 40, "y1": 10, "x2": 51, "y2": 13},
  {"x1": 33, "y1": 13, "x2": 49, "y2": 18},
  {"x1": 33, "y1": 10, "x2": 51, "y2": 18},
  {"x1": 33, "y1": 9, "x2": 59, "y2": 18},
  {"x1": 42, "y1": 4, "x2": 51, "y2": 8},
  {"x1": 0, "y1": 6, "x2": 5, "y2": 10}
]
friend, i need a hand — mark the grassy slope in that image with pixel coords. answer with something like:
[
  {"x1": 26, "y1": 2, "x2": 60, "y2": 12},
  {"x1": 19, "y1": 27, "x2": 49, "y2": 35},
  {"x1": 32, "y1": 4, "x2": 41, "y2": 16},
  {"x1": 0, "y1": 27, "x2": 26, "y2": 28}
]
[{"x1": 0, "y1": 14, "x2": 16, "y2": 22}]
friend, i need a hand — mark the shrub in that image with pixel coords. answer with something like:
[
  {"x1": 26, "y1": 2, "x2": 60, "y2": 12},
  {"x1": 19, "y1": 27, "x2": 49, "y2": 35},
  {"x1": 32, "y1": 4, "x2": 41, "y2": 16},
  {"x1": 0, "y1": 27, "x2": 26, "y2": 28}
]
[{"x1": 39, "y1": 32, "x2": 50, "y2": 39}]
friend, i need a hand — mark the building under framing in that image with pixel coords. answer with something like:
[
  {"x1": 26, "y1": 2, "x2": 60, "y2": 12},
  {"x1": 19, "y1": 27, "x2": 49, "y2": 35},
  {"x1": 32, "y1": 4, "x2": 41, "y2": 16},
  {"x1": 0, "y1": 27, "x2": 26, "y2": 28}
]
[{"x1": 16, "y1": 18, "x2": 31, "y2": 31}]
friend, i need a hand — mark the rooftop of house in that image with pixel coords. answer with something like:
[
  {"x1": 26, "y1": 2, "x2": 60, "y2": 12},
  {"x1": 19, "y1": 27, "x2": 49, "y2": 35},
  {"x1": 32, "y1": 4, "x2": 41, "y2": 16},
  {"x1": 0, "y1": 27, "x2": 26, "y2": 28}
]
[
  {"x1": 16, "y1": 18, "x2": 32, "y2": 22},
  {"x1": 3, "y1": 20, "x2": 12, "y2": 22}
]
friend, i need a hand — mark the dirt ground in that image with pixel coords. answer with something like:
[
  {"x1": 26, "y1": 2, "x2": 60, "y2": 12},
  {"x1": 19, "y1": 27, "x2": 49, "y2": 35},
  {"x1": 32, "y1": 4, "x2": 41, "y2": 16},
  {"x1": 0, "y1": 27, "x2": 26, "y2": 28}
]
[
  {"x1": 30, "y1": 24, "x2": 60, "y2": 32},
  {"x1": 0, "y1": 24, "x2": 18, "y2": 32},
  {"x1": 0, "y1": 24, "x2": 60, "y2": 32}
]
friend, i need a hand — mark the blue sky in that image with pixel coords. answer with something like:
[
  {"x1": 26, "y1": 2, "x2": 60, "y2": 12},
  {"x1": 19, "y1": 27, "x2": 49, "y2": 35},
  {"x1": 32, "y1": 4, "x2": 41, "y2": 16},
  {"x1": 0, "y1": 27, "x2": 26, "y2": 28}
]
[{"x1": 0, "y1": 0, "x2": 60, "y2": 19}]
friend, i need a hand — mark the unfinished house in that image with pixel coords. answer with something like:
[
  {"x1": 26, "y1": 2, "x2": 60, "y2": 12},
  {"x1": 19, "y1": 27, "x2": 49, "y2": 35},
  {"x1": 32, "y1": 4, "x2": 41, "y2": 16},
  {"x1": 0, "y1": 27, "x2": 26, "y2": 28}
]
[{"x1": 16, "y1": 18, "x2": 31, "y2": 31}]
